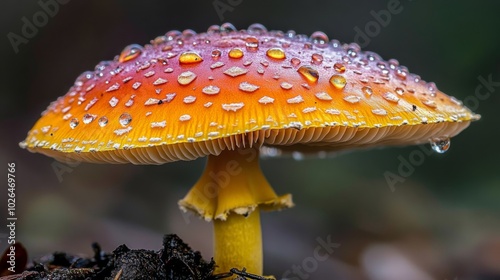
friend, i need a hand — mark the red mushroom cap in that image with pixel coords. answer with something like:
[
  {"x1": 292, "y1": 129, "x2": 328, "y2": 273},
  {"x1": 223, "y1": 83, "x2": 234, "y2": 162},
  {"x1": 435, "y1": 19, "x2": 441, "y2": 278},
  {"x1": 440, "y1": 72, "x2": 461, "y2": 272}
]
[{"x1": 20, "y1": 23, "x2": 479, "y2": 164}]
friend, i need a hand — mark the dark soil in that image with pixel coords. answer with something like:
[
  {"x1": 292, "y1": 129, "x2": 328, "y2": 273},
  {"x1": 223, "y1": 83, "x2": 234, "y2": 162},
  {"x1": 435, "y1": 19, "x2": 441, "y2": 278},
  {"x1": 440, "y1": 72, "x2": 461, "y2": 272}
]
[{"x1": 0, "y1": 234, "x2": 271, "y2": 280}]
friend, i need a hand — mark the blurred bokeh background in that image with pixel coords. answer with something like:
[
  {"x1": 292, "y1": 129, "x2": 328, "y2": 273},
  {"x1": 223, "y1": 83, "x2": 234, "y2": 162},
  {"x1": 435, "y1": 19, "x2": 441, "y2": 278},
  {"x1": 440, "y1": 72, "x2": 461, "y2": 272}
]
[{"x1": 1, "y1": 1, "x2": 499, "y2": 279}]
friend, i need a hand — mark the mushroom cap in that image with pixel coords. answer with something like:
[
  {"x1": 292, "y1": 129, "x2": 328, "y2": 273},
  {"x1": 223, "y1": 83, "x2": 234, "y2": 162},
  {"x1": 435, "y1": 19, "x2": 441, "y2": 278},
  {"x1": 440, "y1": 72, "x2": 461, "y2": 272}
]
[{"x1": 20, "y1": 23, "x2": 479, "y2": 164}]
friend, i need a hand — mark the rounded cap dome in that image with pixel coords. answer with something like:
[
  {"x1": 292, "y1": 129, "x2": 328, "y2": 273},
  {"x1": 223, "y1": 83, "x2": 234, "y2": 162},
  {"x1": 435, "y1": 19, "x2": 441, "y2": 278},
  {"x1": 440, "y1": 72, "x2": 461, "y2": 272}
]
[{"x1": 20, "y1": 23, "x2": 479, "y2": 164}]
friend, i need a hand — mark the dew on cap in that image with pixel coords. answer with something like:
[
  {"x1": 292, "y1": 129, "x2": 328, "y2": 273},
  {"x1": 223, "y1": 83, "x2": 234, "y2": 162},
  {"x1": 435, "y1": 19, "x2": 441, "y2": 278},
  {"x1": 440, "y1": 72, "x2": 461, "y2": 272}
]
[
  {"x1": 311, "y1": 53, "x2": 323, "y2": 64},
  {"x1": 329, "y1": 75, "x2": 347, "y2": 90},
  {"x1": 247, "y1": 23, "x2": 267, "y2": 34},
  {"x1": 202, "y1": 85, "x2": 220, "y2": 95},
  {"x1": 430, "y1": 137, "x2": 450, "y2": 153},
  {"x1": 266, "y1": 48, "x2": 286, "y2": 59},
  {"x1": 297, "y1": 65, "x2": 319, "y2": 83},
  {"x1": 310, "y1": 31, "x2": 329, "y2": 47},
  {"x1": 239, "y1": 82, "x2": 260, "y2": 93},
  {"x1": 245, "y1": 36, "x2": 259, "y2": 51},
  {"x1": 69, "y1": 118, "x2": 79, "y2": 129},
  {"x1": 178, "y1": 71, "x2": 197, "y2": 85},
  {"x1": 119, "y1": 112, "x2": 132, "y2": 127},
  {"x1": 420, "y1": 97, "x2": 437, "y2": 108},
  {"x1": 144, "y1": 71, "x2": 156, "y2": 78},
  {"x1": 229, "y1": 48, "x2": 244, "y2": 59},
  {"x1": 395, "y1": 87, "x2": 404, "y2": 95},
  {"x1": 291, "y1": 58, "x2": 301, "y2": 66},
  {"x1": 333, "y1": 63, "x2": 346, "y2": 73},
  {"x1": 84, "y1": 97, "x2": 98, "y2": 111},
  {"x1": 119, "y1": 44, "x2": 143, "y2": 63},
  {"x1": 220, "y1": 22, "x2": 237, "y2": 33},
  {"x1": 362, "y1": 86, "x2": 373, "y2": 97},
  {"x1": 109, "y1": 96, "x2": 119, "y2": 107},
  {"x1": 211, "y1": 49, "x2": 222, "y2": 59},
  {"x1": 82, "y1": 113, "x2": 96, "y2": 124}
]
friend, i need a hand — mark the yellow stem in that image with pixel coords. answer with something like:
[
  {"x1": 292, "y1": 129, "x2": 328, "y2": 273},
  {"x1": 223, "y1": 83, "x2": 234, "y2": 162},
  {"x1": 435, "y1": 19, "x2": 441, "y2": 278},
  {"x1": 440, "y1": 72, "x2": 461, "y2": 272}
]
[
  {"x1": 179, "y1": 148, "x2": 293, "y2": 277},
  {"x1": 214, "y1": 209, "x2": 262, "y2": 275}
]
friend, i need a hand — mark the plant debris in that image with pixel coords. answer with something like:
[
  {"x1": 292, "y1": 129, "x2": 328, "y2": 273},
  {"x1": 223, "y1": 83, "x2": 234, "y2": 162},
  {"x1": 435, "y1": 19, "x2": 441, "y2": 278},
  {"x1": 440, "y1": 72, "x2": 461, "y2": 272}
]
[{"x1": 0, "y1": 234, "x2": 236, "y2": 280}]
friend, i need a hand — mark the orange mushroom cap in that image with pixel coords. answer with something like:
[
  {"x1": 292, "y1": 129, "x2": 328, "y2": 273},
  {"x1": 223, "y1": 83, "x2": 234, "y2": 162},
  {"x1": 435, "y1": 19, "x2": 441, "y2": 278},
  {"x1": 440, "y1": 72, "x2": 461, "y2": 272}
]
[{"x1": 20, "y1": 23, "x2": 479, "y2": 163}]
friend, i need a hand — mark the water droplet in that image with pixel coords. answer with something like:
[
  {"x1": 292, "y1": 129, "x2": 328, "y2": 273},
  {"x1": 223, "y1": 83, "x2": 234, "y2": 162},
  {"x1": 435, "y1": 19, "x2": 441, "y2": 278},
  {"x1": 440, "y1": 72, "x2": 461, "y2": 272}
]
[
  {"x1": 362, "y1": 86, "x2": 373, "y2": 96},
  {"x1": 220, "y1": 22, "x2": 237, "y2": 33},
  {"x1": 119, "y1": 44, "x2": 143, "y2": 63},
  {"x1": 109, "y1": 96, "x2": 119, "y2": 107},
  {"x1": 310, "y1": 31, "x2": 329, "y2": 47},
  {"x1": 132, "y1": 82, "x2": 141, "y2": 90},
  {"x1": 333, "y1": 63, "x2": 346, "y2": 73},
  {"x1": 69, "y1": 118, "x2": 79, "y2": 129},
  {"x1": 239, "y1": 82, "x2": 260, "y2": 92},
  {"x1": 280, "y1": 82, "x2": 293, "y2": 90},
  {"x1": 395, "y1": 67, "x2": 408, "y2": 80},
  {"x1": 228, "y1": 48, "x2": 244, "y2": 59},
  {"x1": 329, "y1": 74, "x2": 347, "y2": 89},
  {"x1": 311, "y1": 53, "x2": 323, "y2": 64},
  {"x1": 211, "y1": 49, "x2": 222, "y2": 59},
  {"x1": 224, "y1": 66, "x2": 248, "y2": 77},
  {"x1": 178, "y1": 71, "x2": 197, "y2": 85},
  {"x1": 266, "y1": 48, "x2": 286, "y2": 59},
  {"x1": 119, "y1": 113, "x2": 132, "y2": 127},
  {"x1": 248, "y1": 23, "x2": 267, "y2": 34},
  {"x1": 165, "y1": 30, "x2": 181, "y2": 41},
  {"x1": 291, "y1": 57, "x2": 301, "y2": 66},
  {"x1": 297, "y1": 65, "x2": 319, "y2": 82},
  {"x1": 179, "y1": 51, "x2": 203, "y2": 64},
  {"x1": 245, "y1": 36, "x2": 259, "y2": 51},
  {"x1": 82, "y1": 113, "x2": 95, "y2": 124},
  {"x1": 420, "y1": 97, "x2": 437, "y2": 108},
  {"x1": 430, "y1": 137, "x2": 450, "y2": 153},
  {"x1": 210, "y1": 61, "x2": 225, "y2": 69},
  {"x1": 207, "y1": 25, "x2": 220, "y2": 34},
  {"x1": 395, "y1": 87, "x2": 404, "y2": 95},
  {"x1": 202, "y1": 85, "x2": 220, "y2": 95}
]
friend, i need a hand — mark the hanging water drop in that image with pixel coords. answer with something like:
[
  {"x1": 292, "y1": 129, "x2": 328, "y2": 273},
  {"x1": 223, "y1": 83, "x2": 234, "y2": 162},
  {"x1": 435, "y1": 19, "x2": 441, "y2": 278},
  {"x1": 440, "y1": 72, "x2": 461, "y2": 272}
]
[{"x1": 430, "y1": 137, "x2": 450, "y2": 153}]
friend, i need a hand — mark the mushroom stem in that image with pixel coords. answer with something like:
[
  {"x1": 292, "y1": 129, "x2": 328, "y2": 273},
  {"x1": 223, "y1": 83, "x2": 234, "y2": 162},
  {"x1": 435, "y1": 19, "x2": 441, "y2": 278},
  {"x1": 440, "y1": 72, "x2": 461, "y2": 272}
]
[
  {"x1": 179, "y1": 147, "x2": 292, "y2": 276},
  {"x1": 214, "y1": 209, "x2": 262, "y2": 275}
]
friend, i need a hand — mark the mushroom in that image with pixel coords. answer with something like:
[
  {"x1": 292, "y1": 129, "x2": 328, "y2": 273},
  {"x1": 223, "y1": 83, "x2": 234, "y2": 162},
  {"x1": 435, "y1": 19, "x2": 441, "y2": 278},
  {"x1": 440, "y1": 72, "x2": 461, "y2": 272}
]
[{"x1": 20, "y1": 23, "x2": 479, "y2": 276}]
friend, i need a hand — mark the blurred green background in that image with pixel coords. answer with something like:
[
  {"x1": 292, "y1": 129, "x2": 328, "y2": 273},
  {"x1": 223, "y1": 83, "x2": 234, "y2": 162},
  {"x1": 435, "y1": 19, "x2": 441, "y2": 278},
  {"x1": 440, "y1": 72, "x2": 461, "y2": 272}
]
[{"x1": 1, "y1": 0, "x2": 499, "y2": 279}]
